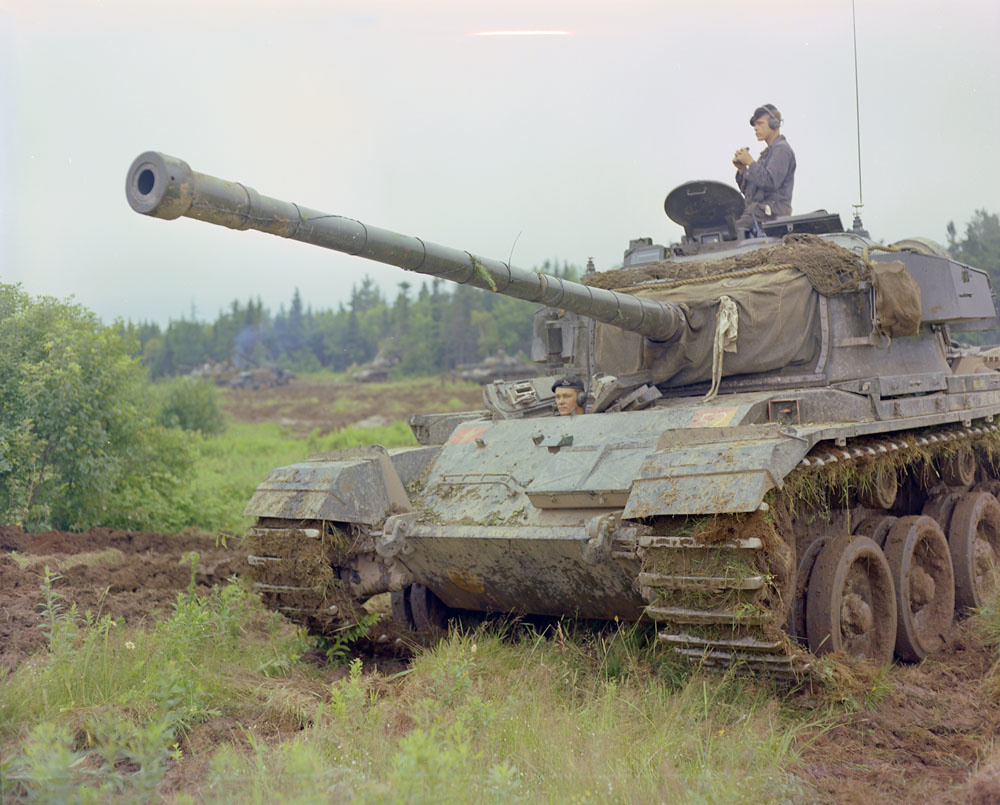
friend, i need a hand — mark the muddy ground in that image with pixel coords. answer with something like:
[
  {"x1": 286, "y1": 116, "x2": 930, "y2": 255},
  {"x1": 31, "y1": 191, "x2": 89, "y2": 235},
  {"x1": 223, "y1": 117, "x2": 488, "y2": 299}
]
[
  {"x1": 5, "y1": 378, "x2": 1000, "y2": 802},
  {"x1": 0, "y1": 526, "x2": 238, "y2": 674}
]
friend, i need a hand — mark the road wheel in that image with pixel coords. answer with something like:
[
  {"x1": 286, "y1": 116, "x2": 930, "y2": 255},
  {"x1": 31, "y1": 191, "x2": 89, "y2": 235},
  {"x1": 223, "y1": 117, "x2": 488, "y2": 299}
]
[
  {"x1": 787, "y1": 536, "x2": 828, "y2": 640},
  {"x1": 859, "y1": 465, "x2": 897, "y2": 510},
  {"x1": 853, "y1": 515, "x2": 898, "y2": 548},
  {"x1": 409, "y1": 584, "x2": 450, "y2": 631},
  {"x1": 949, "y1": 491, "x2": 1000, "y2": 609},
  {"x1": 921, "y1": 491, "x2": 964, "y2": 533},
  {"x1": 806, "y1": 533, "x2": 896, "y2": 663},
  {"x1": 884, "y1": 516, "x2": 954, "y2": 660},
  {"x1": 941, "y1": 448, "x2": 976, "y2": 487},
  {"x1": 972, "y1": 480, "x2": 1000, "y2": 500}
]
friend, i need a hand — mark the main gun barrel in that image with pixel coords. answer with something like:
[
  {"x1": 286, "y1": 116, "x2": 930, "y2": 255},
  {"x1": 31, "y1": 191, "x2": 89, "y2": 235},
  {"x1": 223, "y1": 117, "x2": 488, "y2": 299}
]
[{"x1": 125, "y1": 152, "x2": 683, "y2": 341}]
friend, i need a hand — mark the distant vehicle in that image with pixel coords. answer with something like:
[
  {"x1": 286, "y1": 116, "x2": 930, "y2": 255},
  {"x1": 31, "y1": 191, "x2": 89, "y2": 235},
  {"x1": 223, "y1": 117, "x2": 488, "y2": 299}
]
[
  {"x1": 352, "y1": 349, "x2": 399, "y2": 383},
  {"x1": 226, "y1": 367, "x2": 295, "y2": 390},
  {"x1": 189, "y1": 361, "x2": 294, "y2": 389},
  {"x1": 456, "y1": 352, "x2": 536, "y2": 385}
]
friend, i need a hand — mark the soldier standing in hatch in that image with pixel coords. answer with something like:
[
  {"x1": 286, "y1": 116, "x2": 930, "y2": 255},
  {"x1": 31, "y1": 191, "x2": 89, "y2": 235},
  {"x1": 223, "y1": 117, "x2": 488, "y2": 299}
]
[
  {"x1": 732, "y1": 104, "x2": 796, "y2": 233},
  {"x1": 552, "y1": 375, "x2": 586, "y2": 416}
]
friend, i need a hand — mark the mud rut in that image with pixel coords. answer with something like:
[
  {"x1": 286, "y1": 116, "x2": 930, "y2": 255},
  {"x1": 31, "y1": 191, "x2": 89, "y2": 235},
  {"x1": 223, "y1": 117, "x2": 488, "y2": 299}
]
[{"x1": 0, "y1": 526, "x2": 237, "y2": 673}]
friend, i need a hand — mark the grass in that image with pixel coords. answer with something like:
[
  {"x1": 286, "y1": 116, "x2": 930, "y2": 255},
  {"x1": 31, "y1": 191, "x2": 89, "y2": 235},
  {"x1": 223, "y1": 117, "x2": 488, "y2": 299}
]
[
  {"x1": 181, "y1": 420, "x2": 418, "y2": 535},
  {"x1": 8, "y1": 548, "x2": 125, "y2": 571},
  {"x1": 0, "y1": 588, "x2": 814, "y2": 803},
  {"x1": 195, "y1": 628, "x2": 812, "y2": 804},
  {"x1": 0, "y1": 565, "x2": 312, "y2": 802}
]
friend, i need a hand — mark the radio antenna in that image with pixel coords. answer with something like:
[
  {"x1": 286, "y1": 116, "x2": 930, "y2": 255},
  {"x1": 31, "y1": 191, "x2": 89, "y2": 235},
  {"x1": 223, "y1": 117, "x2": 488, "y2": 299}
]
[{"x1": 851, "y1": 0, "x2": 868, "y2": 235}]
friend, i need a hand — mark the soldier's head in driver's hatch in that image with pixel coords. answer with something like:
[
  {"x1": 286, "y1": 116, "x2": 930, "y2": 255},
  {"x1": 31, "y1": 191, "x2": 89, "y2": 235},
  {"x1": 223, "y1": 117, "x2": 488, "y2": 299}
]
[{"x1": 552, "y1": 375, "x2": 585, "y2": 416}]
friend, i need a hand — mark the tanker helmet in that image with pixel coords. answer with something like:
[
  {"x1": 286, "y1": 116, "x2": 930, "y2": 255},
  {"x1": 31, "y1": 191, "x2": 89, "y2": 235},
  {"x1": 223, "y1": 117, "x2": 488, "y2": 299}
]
[{"x1": 551, "y1": 375, "x2": 584, "y2": 393}]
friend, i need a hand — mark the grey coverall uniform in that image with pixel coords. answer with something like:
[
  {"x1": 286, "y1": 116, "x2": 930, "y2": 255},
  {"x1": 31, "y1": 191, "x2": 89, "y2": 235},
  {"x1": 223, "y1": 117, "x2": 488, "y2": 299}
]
[{"x1": 735, "y1": 134, "x2": 796, "y2": 227}]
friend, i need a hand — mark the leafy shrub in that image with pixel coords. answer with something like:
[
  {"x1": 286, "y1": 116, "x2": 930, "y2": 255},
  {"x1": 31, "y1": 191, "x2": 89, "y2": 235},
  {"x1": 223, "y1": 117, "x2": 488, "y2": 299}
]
[
  {"x1": 0, "y1": 283, "x2": 196, "y2": 530},
  {"x1": 155, "y1": 376, "x2": 226, "y2": 435}
]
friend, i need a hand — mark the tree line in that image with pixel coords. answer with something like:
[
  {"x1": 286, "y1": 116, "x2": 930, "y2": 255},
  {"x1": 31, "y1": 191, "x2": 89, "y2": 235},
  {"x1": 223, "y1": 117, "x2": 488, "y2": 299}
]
[
  {"x1": 130, "y1": 260, "x2": 579, "y2": 378},
  {"x1": 947, "y1": 210, "x2": 1000, "y2": 344}
]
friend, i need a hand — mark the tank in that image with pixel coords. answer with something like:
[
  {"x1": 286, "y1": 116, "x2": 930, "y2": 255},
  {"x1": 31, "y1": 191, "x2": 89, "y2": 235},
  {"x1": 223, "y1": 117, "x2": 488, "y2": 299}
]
[
  {"x1": 352, "y1": 348, "x2": 399, "y2": 383},
  {"x1": 455, "y1": 351, "x2": 537, "y2": 385},
  {"x1": 126, "y1": 154, "x2": 1000, "y2": 676}
]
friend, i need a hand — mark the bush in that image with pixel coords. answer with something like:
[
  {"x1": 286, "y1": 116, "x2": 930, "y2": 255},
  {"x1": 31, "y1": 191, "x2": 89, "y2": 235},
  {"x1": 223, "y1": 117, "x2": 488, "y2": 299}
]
[
  {"x1": 0, "y1": 283, "x2": 195, "y2": 530},
  {"x1": 155, "y1": 376, "x2": 226, "y2": 435}
]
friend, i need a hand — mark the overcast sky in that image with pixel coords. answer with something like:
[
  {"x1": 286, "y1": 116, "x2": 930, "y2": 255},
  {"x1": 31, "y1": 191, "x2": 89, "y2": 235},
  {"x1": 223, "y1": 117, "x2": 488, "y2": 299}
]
[{"x1": 2, "y1": 0, "x2": 998, "y2": 326}]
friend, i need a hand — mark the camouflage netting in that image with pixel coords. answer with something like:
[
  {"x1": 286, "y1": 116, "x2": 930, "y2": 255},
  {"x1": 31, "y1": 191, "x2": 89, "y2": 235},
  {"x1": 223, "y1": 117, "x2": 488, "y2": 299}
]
[{"x1": 585, "y1": 233, "x2": 870, "y2": 297}]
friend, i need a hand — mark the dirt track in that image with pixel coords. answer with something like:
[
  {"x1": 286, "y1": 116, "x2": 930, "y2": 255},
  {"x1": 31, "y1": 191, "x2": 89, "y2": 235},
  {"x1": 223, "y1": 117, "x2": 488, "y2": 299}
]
[{"x1": 792, "y1": 627, "x2": 1000, "y2": 804}]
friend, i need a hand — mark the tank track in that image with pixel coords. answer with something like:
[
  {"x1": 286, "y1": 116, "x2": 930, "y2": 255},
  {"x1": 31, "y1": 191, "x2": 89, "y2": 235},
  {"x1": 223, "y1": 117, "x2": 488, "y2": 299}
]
[
  {"x1": 245, "y1": 519, "x2": 377, "y2": 635},
  {"x1": 636, "y1": 421, "x2": 1000, "y2": 679}
]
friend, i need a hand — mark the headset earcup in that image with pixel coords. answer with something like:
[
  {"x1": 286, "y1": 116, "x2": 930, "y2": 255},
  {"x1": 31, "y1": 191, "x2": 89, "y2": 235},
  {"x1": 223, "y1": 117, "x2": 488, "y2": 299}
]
[{"x1": 578, "y1": 391, "x2": 586, "y2": 408}]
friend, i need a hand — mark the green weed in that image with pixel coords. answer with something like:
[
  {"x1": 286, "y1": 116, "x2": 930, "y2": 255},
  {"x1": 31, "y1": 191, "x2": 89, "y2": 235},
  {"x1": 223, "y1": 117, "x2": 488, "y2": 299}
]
[{"x1": 317, "y1": 611, "x2": 381, "y2": 666}]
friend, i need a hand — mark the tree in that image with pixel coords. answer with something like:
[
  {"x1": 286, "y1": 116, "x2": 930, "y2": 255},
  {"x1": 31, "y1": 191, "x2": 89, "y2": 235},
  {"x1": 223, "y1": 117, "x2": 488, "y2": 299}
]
[
  {"x1": 0, "y1": 284, "x2": 194, "y2": 530},
  {"x1": 948, "y1": 210, "x2": 1000, "y2": 276},
  {"x1": 947, "y1": 210, "x2": 1000, "y2": 344}
]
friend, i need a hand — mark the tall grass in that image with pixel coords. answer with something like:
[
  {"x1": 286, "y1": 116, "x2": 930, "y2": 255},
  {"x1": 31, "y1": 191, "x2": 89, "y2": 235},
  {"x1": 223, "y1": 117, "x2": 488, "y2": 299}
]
[
  {"x1": 191, "y1": 628, "x2": 809, "y2": 804},
  {"x1": 0, "y1": 571, "x2": 814, "y2": 803}
]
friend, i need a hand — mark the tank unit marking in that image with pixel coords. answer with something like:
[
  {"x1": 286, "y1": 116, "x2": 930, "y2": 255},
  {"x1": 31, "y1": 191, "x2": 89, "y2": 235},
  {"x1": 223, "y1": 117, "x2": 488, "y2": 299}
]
[
  {"x1": 688, "y1": 407, "x2": 739, "y2": 427},
  {"x1": 447, "y1": 424, "x2": 490, "y2": 444}
]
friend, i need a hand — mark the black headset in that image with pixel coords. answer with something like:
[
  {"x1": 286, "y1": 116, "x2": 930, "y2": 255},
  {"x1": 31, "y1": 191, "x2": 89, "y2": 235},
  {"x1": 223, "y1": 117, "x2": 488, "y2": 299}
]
[{"x1": 752, "y1": 104, "x2": 782, "y2": 130}]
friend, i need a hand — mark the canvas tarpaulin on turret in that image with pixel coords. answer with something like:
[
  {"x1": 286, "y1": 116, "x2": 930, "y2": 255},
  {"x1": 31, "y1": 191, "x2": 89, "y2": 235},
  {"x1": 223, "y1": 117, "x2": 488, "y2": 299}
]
[{"x1": 593, "y1": 267, "x2": 821, "y2": 386}]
